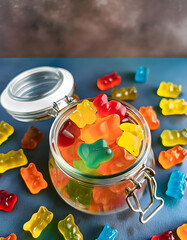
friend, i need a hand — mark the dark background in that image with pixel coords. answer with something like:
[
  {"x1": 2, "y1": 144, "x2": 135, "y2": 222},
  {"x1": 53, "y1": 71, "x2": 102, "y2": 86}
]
[{"x1": 1, "y1": 0, "x2": 187, "y2": 57}]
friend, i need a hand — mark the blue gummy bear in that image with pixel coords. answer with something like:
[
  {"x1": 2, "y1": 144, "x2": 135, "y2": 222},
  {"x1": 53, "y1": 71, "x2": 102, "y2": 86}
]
[
  {"x1": 96, "y1": 224, "x2": 118, "y2": 240},
  {"x1": 166, "y1": 170, "x2": 186, "y2": 199},
  {"x1": 135, "y1": 66, "x2": 149, "y2": 83}
]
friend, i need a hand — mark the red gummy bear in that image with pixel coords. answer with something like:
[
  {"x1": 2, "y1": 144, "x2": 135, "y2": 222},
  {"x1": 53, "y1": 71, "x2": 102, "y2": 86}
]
[
  {"x1": 93, "y1": 94, "x2": 126, "y2": 121},
  {"x1": 0, "y1": 190, "x2": 17, "y2": 212},
  {"x1": 58, "y1": 120, "x2": 80, "y2": 147},
  {"x1": 151, "y1": 230, "x2": 176, "y2": 240},
  {"x1": 97, "y1": 72, "x2": 121, "y2": 91}
]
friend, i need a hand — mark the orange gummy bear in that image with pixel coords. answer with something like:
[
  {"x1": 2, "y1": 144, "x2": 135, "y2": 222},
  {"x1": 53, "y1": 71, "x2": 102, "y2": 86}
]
[
  {"x1": 58, "y1": 137, "x2": 84, "y2": 166},
  {"x1": 109, "y1": 181, "x2": 134, "y2": 194},
  {"x1": 92, "y1": 187, "x2": 126, "y2": 212},
  {"x1": 80, "y1": 114, "x2": 122, "y2": 145},
  {"x1": 61, "y1": 186, "x2": 71, "y2": 200},
  {"x1": 177, "y1": 223, "x2": 187, "y2": 240},
  {"x1": 98, "y1": 143, "x2": 136, "y2": 175},
  {"x1": 158, "y1": 145, "x2": 187, "y2": 169},
  {"x1": 93, "y1": 187, "x2": 118, "y2": 205},
  {"x1": 104, "y1": 194, "x2": 126, "y2": 212},
  {"x1": 50, "y1": 168, "x2": 69, "y2": 190},
  {"x1": 20, "y1": 163, "x2": 48, "y2": 194},
  {"x1": 139, "y1": 106, "x2": 160, "y2": 130},
  {"x1": 0, "y1": 233, "x2": 17, "y2": 240},
  {"x1": 88, "y1": 199, "x2": 103, "y2": 213}
]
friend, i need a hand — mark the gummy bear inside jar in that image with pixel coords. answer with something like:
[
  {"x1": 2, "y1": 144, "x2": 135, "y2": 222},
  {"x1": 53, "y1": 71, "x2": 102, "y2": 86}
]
[{"x1": 57, "y1": 96, "x2": 145, "y2": 176}]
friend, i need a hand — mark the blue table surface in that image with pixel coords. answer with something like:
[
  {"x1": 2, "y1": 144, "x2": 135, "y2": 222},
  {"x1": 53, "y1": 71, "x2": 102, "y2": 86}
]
[{"x1": 0, "y1": 58, "x2": 187, "y2": 240}]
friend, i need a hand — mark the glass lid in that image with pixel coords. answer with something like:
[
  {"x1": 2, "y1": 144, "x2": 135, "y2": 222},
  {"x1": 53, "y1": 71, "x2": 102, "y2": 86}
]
[{"x1": 0, "y1": 67, "x2": 75, "y2": 122}]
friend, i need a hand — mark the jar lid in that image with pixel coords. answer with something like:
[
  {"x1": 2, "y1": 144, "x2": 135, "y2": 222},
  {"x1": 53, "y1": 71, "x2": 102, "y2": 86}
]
[{"x1": 0, "y1": 66, "x2": 75, "y2": 122}]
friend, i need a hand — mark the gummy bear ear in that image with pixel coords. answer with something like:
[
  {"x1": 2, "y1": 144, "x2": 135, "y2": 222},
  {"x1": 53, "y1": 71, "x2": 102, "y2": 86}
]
[
  {"x1": 93, "y1": 94, "x2": 108, "y2": 107},
  {"x1": 159, "y1": 98, "x2": 167, "y2": 108}
]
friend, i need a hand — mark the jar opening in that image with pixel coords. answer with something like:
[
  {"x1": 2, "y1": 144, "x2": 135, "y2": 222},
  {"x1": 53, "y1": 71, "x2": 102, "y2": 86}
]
[
  {"x1": 8, "y1": 67, "x2": 63, "y2": 101},
  {"x1": 49, "y1": 98, "x2": 151, "y2": 185}
]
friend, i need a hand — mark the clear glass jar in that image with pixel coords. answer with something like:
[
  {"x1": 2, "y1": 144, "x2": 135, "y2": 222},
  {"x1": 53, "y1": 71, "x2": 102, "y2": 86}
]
[
  {"x1": 49, "y1": 98, "x2": 164, "y2": 224},
  {"x1": 1, "y1": 66, "x2": 164, "y2": 224}
]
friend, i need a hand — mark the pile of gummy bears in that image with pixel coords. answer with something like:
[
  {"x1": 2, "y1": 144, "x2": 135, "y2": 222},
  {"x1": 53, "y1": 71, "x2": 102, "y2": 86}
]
[{"x1": 0, "y1": 66, "x2": 187, "y2": 240}]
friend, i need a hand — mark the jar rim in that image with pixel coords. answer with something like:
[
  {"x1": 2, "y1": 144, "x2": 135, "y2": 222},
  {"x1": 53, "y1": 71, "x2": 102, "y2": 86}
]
[
  {"x1": 0, "y1": 66, "x2": 75, "y2": 122},
  {"x1": 49, "y1": 97, "x2": 151, "y2": 185}
]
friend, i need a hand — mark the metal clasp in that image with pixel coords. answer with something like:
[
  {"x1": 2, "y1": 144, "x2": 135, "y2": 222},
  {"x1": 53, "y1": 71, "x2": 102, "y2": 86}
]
[
  {"x1": 49, "y1": 96, "x2": 76, "y2": 117},
  {"x1": 125, "y1": 166, "x2": 164, "y2": 224}
]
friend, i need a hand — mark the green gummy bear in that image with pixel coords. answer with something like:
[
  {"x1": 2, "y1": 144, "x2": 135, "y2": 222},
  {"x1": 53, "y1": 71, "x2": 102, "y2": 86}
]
[
  {"x1": 66, "y1": 179, "x2": 93, "y2": 206},
  {"x1": 73, "y1": 160, "x2": 99, "y2": 175},
  {"x1": 78, "y1": 139, "x2": 113, "y2": 169}
]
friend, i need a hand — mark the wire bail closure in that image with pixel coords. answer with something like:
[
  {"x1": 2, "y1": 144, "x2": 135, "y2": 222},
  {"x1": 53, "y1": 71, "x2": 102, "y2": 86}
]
[
  {"x1": 125, "y1": 166, "x2": 164, "y2": 224},
  {"x1": 50, "y1": 96, "x2": 77, "y2": 117}
]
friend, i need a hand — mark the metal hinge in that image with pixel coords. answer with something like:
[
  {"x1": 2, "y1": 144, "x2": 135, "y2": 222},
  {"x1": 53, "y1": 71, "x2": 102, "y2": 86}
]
[
  {"x1": 125, "y1": 166, "x2": 164, "y2": 224},
  {"x1": 49, "y1": 96, "x2": 76, "y2": 117}
]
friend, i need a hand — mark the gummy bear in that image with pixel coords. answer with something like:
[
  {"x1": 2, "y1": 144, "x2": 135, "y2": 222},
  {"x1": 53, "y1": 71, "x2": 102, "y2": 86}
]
[
  {"x1": 58, "y1": 119, "x2": 80, "y2": 147},
  {"x1": 20, "y1": 163, "x2": 48, "y2": 194},
  {"x1": 157, "y1": 82, "x2": 181, "y2": 98},
  {"x1": 166, "y1": 170, "x2": 186, "y2": 199},
  {"x1": 0, "y1": 190, "x2": 17, "y2": 212},
  {"x1": 117, "y1": 123, "x2": 144, "y2": 156},
  {"x1": 0, "y1": 233, "x2": 17, "y2": 240},
  {"x1": 69, "y1": 100, "x2": 97, "y2": 128},
  {"x1": 49, "y1": 167, "x2": 69, "y2": 190},
  {"x1": 93, "y1": 94, "x2": 126, "y2": 120},
  {"x1": 0, "y1": 149, "x2": 28, "y2": 174},
  {"x1": 92, "y1": 187, "x2": 126, "y2": 212},
  {"x1": 80, "y1": 114, "x2": 122, "y2": 145},
  {"x1": 159, "y1": 99, "x2": 187, "y2": 115},
  {"x1": 59, "y1": 137, "x2": 84, "y2": 166},
  {"x1": 98, "y1": 143, "x2": 136, "y2": 175},
  {"x1": 78, "y1": 139, "x2": 113, "y2": 169},
  {"x1": 88, "y1": 199, "x2": 103, "y2": 213},
  {"x1": 21, "y1": 126, "x2": 44, "y2": 149},
  {"x1": 66, "y1": 179, "x2": 93, "y2": 206},
  {"x1": 96, "y1": 224, "x2": 118, "y2": 240},
  {"x1": 23, "y1": 206, "x2": 53, "y2": 238},
  {"x1": 73, "y1": 160, "x2": 99, "y2": 175},
  {"x1": 0, "y1": 121, "x2": 14, "y2": 145},
  {"x1": 161, "y1": 129, "x2": 187, "y2": 146},
  {"x1": 111, "y1": 87, "x2": 137, "y2": 101},
  {"x1": 158, "y1": 146, "x2": 187, "y2": 169},
  {"x1": 177, "y1": 223, "x2": 187, "y2": 240},
  {"x1": 139, "y1": 106, "x2": 160, "y2": 130},
  {"x1": 151, "y1": 230, "x2": 176, "y2": 240},
  {"x1": 97, "y1": 72, "x2": 121, "y2": 91},
  {"x1": 135, "y1": 66, "x2": 149, "y2": 83},
  {"x1": 109, "y1": 180, "x2": 134, "y2": 195},
  {"x1": 104, "y1": 194, "x2": 126, "y2": 212},
  {"x1": 58, "y1": 214, "x2": 83, "y2": 240}
]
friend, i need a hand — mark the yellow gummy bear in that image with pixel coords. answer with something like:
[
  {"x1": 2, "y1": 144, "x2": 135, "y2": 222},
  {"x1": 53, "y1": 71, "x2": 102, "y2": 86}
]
[
  {"x1": 161, "y1": 129, "x2": 187, "y2": 146},
  {"x1": 0, "y1": 121, "x2": 14, "y2": 145},
  {"x1": 117, "y1": 123, "x2": 144, "y2": 156},
  {"x1": 69, "y1": 100, "x2": 97, "y2": 128},
  {"x1": 157, "y1": 82, "x2": 181, "y2": 98},
  {"x1": 58, "y1": 214, "x2": 83, "y2": 240},
  {"x1": 0, "y1": 149, "x2": 28, "y2": 174},
  {"x1": 23, "y1": 206, "x2": 53, "y2": 238},
  {"x1": 160, "y1": 99, "x2": 187, "y2": 115}
]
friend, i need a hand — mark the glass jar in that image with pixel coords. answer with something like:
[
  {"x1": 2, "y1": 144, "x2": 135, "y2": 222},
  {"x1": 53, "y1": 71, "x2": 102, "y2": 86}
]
[
  {"x1": 1, "y1": 67, "x2": 164, "y2": 224},
  {"x1": 49, "y1": 98, "x2": 164, "y2": 223}
]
